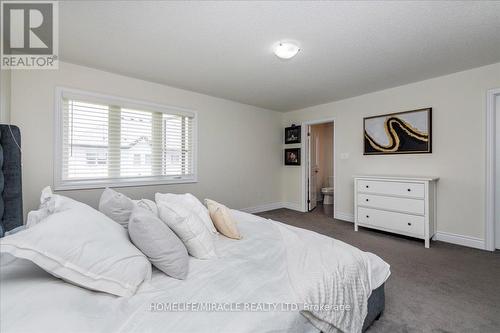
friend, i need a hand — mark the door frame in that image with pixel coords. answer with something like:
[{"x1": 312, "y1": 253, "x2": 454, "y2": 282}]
[
  {"x1": 301, "y1": 117, "x2": 336, "y2": 215},
  {"x1": 307, "y1": 125, "x2": 318, "y2": 211},
  {"x1": 485, "y1": 88, "x2": 500, "y2": 251}
]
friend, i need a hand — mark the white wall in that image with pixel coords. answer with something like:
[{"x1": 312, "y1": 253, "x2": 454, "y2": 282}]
[
  {"x1": 11, "y1": 62, "x2": 283, "y2": 216},
  {"x1": 0, "y1": 70, "x2": 11, "y2": 123},
  {"x1": 282, "y1": 62, "x2": 500, "y2": 241},
  {"x1": 9, "y1": 60, "x2": 500, "y2": 245}
]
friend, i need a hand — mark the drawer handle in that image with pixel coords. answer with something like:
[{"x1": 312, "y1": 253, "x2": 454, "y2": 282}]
[
  {"x1": 366, "y1": 185, "x2": 369, "y2": 188},
  {"x1": 408, "y1": 222, "x2": 412, "y2": 226},
  {"x1": 365, "y1": 199, "x2": 369, "y2": 202},
  {"x1": 407, "y1": 188, "x2": 411, "y2": 192},
  {"x1": 366, "y1": 215, "x2": 370, "y2": 218}
]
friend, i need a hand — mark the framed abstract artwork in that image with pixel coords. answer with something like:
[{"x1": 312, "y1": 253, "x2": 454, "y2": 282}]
[{"x1": 363, "y1": 108, "x2": 432, "y2": 155}]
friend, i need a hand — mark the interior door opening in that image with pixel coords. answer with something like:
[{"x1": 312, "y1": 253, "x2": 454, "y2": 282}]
[{"x1": 307, "y1": 122, "x2": 334, "y2": 215}]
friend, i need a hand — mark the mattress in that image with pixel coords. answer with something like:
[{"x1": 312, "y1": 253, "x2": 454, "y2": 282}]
[{"x1": 0, "y1": 210, "x2": 390, "y2": 333}]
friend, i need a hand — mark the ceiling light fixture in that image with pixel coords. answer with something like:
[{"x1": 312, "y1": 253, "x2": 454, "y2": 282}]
[{"x1": 273, "y1": 41, "x2": 300, "y2": 60}]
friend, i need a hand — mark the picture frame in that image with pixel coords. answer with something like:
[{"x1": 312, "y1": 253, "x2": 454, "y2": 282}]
[
  {"x1": 285, "y1": 125, "x2": 301, "y2": 144},
  {"x1": 284, "y1": 148, "x2": 301, "y2": 166},
  {"x1": 363, "y1": 108, "x2": 432, "y2": 155}
]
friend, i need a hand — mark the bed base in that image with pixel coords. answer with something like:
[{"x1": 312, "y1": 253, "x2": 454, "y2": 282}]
[{"x1": 362, "y1": 283, "x2": 385, "y2": 332}]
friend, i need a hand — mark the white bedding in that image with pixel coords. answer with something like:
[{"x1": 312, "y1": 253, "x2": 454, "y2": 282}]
[{"x1": 0, "y1": 211, "x2": 390, "y2": 333}]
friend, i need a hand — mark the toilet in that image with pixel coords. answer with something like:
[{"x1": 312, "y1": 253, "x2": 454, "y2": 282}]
[{"x1": 321, "y1": 176, "x2": 334, "y2": 205}]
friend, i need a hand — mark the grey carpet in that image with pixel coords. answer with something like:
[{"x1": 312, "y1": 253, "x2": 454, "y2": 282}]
[{"x1": 257, "y1": 205, "x2": 500, "y2": 333}]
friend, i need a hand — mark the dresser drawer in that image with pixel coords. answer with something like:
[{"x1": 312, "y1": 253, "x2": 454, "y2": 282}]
[
  {"x1": 357, "y1": 207, "x2": 425, "y2": 237},
  {"x1": 357, "y1": 180, "x2": 424, "y2": 198},
  {"x1": 357, "y1": 194, "x2": 424, "y2": 215}
]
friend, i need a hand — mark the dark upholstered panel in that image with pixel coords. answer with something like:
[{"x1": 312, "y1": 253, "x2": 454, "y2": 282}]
[
  {"x1": 362, "y1": 284, "x2": 385, "y2": 332},
  {"x1": 0, "y1": 125, "x2": 23, "y2": 237}
]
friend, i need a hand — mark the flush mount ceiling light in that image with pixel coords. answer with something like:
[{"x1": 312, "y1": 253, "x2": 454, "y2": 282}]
[{"x1": 273, "y1": 41, "x2": 300, "y2": 60}]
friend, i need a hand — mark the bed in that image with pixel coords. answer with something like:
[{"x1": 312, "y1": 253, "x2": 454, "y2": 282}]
[{"x1": 0, "y1": 125, "x2": 389, "y2": 333}]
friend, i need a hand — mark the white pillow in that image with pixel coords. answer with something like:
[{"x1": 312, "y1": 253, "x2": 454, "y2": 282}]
[
  {"x1": 135, "y1": 198, "x2": 158, "y2": 216},
  {"x1": 156, "y1": 193, "x2": 217, "y2": 234},
  {"x1": 26, "y1": 186, "x2": 55, "y2": 228},
  {"x1": 1, "y1": 193, "x2": 151, "y2": 297},
  {"x1": 98, "y1": 188, "x2": 135, "y2": 229},
  {"x1": 128, "y1": 206, "x2": 189, "y2": 279},
  {"x1": 156, "y1": 193, "x2": 216, "y2": 259}
]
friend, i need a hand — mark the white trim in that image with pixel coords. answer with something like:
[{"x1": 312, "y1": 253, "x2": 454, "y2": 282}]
[
  {"x1": 58, "y1": 87, "x2": 195, "y2": 117},
  {"x1": 485, "y1": 88, "x2": 500, "y2": 251},
  {"x1": 300, "y1": 117, "x2": 337, "y2": 215},
  {"x1": 241, "y1": 202, "x2": 285, "y2": 214},
  {"x1": 242, "y1": 203, "x2": 486, "y2": 250},
  {"x1": 53, "y1": 87, "x2": 198, "y2": 191},
  {"x1": 240, "y1": 202, "x2": 305, "y2": 214},
  {"x1": 54, "y1": 177, "x2": 198, "y2": 191},
  {"x1": 335, "y1": 211, "x2": 354, "y2": 222},
  {"x1": 282, "y1": 202, "x2": 304, "y2": 212},
  {"x1": 433, "y1": 232, "x2": 485, "y2": 250}
]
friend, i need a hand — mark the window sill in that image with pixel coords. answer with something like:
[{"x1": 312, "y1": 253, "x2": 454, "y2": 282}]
[{"x1": 54, "y1": 176, "x2": 198, "y2": 191}]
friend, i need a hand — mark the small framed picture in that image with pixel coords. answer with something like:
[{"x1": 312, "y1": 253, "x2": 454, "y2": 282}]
[
  {"x1": 284, "y1": 148, "x2": 301, "y2": 166},
  {"x1": 285, "y1": 125, "x2": 301, "y2": 144}
]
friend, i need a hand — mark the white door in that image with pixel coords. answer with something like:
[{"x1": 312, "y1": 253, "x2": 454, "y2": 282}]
[
  {"x1": 496, "y1": 95, "x2": 500, "y2": 249},
  {"x1": 308, "y1": 127, "x2": 319, "y2": 211}
]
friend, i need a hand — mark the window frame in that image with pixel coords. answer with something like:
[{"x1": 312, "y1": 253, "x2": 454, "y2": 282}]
[{"x1": 54, "y1": 87, "x2": 198, "y2": 190}]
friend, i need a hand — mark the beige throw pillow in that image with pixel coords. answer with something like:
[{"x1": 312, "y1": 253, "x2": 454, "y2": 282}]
[{"x1": 205, "y1": 199, "x2": 241, "y2": 240}]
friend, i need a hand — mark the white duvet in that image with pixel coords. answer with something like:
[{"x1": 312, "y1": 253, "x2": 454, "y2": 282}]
[{"x1": 0, "y1": 211, "x2": 389, "y2": 333}]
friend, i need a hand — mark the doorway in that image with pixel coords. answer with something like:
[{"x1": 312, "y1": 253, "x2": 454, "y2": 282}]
[
  {"x1": 304, "y1": 120, "x2": 335, "y2": 216},
  {"x1": 486, "y1": 88, "x2": 500, "y2": 251}
]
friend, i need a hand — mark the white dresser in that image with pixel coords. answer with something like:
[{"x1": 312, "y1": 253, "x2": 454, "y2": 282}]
[{"x1": 354, "y1": 176, "x2": 438, "y2": 248}]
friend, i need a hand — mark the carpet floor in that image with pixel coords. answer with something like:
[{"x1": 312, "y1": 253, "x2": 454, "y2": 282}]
[{"x1": 257, "y1": 205, "x2": 500, "y2": 333}]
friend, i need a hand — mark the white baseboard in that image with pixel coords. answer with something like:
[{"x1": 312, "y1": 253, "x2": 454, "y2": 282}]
[
  {"x1": 241, "y1": 202, "x2": 304, "y2": 214},
  {"x1": 242, "y1": 205, "x2": 486, "y2": 250},
  {"x1": 282, "y1": 202, "x2": 304, "y2": 212},
  {"x1": 432, "y1": 231, "x2": 485, "y2": 250},
  {"x1": 334, "y1": 211, "x2": 354, "y2": 222},
  {"x1": 240, "y1": 202, "x2": 284, "y2": 214}
]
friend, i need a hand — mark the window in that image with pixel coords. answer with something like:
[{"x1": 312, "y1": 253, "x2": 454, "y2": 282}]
[
  {"x1": 133, "y1": 154, "x2": 141, "y2": 166},
  {"x1": 85, "y1": 151, "x2": 107, "y2": 166},
  {"x1": 54, "y1": 88, "x2": 197, "y2": 190}
]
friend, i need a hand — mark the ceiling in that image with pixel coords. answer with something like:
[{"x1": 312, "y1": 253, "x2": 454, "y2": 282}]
[{"x1": 59, "y1": 1, "x2": 500, "y2": 112}]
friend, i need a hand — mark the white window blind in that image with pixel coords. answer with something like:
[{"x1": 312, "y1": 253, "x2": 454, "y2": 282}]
[{"x1": 55, "y1": 88, "x2": 197, "y2": 190}]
